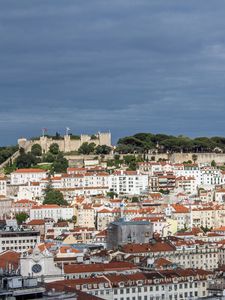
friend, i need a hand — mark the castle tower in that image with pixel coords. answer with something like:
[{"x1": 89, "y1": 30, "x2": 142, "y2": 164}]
[{"x1": 99, "y1": 132, "x2": 112, "y2": 146}]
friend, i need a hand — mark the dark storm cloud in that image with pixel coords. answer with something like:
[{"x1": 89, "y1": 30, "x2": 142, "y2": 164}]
[{"x1": 0, "y1": 0, "x2": 225, "y2": 144}]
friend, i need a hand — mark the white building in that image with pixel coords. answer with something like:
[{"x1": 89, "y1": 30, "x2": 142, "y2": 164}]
[
  {"x1": 0, "y1": 176, "x2": 7, "y2": 196},
  {"x1": 61, "y1": 172, "x2": 109, "y2": 189},
  {"x1": 11, "y1": 168, "x2": 47, "y2": 185},
  {"x1": 0, "y1": 225, "x2": 40, "y2": 253},
  {"x1": 30, "y1": 205, "x2": 74, "y2": 222},
  {"x1": 58, "y1": 269, "x2": 212, "y2": 300},
  {"x1": 176, "y1": 176, "x2": 197, "y2": 194},
  {"x1": 109, "y1": 171, "x2": 148, "y2": 195}
]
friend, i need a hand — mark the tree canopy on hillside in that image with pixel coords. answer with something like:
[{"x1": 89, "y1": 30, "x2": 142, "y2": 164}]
[
  {"x1": 116, "y1": 133, "x2": 225, "y2": 154},
  {"x1": 43, "y1": 185, "x2": 68, "y2": 206}
]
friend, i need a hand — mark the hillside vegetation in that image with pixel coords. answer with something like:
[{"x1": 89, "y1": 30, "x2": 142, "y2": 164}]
[
  {"x1": 116, "y1": 133, "x2": 225, "y2": 154},
  {"x1": 0, "y1": 146, "x2": 18, "y2": 164}
]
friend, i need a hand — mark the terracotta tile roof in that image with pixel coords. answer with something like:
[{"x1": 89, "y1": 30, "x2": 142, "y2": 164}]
[
  {"x1": 171, "y1": 204, "x2": 189, "y2": 213},
  {"x1": 121, "y1": 241, "x2": 175, "y2": 254},
  {"x1": 27, "y1": 219, "x2": 45, "y2": 225},
  {"x1": 64, "y1": 261, "x2": 137, "y2": 274},
  {"x1": 213, "y1": 226, "x2": 225, "y2": 231},
  {"x1": 149, "y1": 193, "x2": 162, "y2": 199},
  {"x1": 98, "y1": 209, "x2": 112, "y2": 213},
  {"x1": 95, "y1": 230, "x2": 107, "y2": 238},
  {"x1": 45, "y1": 281, "x2": 103, "y2": 299},
  {"x1": 59, "y1": 246, "x2": 81, "y2": 254},
  {"x1": 31, "y1": 204, "x2": 60, "y2": 209},
  {"x1": 14, "y1": 199, "x2": 36, "y2": 205},
  {"x1": 0, "y1": 250, "x2": 20, "y2": 271},
  {"x1": 14, "y1": 168, "x2": 46, "y2": 173},
  {"x1": 154, "y1": 258, "x2": 174, "y2": 269}
]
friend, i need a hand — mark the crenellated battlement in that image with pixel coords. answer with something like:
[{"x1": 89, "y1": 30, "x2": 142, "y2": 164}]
[{"x1": 18, "y1": 132, "x2": 112, "y2": 153}]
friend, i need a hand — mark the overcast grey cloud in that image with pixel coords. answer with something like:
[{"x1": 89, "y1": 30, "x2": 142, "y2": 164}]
[{"x1": 1, "y1": 0, "x2": 225, "y2": 145}]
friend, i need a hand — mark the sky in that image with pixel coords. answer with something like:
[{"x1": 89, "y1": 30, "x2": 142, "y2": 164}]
[{"x1": 1, "y1": 0, "x2": 225, "y2": 145}]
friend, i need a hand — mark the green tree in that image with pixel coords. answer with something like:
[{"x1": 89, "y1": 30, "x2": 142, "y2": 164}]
[
  {"x1": 107, "y1": 191, "x2": 118, "y2": 199},
  {"x1": 123, "y1": 155, "x2": 137, "y2": 170},
  {"x1": 211, "y1": 160, "x2": 216, "y2": 167},
  {"x1": 72, "y1": 215, "x2": 77, "y2": 223},
  {"x1": 131, "y1": 196, "x2": 139, "y2": 203},
  {"x1": 16, "y1": 212, "x2": 29, "y2": 224},
  {"x1": 49, "y1": 143, "x2": 60, "y2": 155},
  {"x1": 51, "y1": 153, "x2": 68, "y2": 173},
  {"x1": 95, "y1": 145, "x2": 111, "y2": 155},
  {"x1": 43, "y1": 188, "x2": 68, "y2": 206},
  {"x1": 16, "y1": 152, "x2": 40, "y2": 168},
  {"x1": 31, "y1": 144, "x2": 42, "y2": 156},
  {"x1": 192, "y1": 154, "x2": 198, "y2": 163},
  {"x1": 43, "y1": 152, "x2": 55, "y2": 163},
  {"x1": 116, "y1": 132, "x2": 225, "y2": 154},
  {"x1": 0, "y1": 146, "x2": 18, "y2": 164},
  {"x1": 78, "y1": 142, "x2": 96, "y2": 155},
  {"x1": 4, "y1": 162, "x2": 17, "y2": 174}
]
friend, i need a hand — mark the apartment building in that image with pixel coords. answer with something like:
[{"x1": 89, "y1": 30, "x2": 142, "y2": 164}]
[
  {"x1": 30, "y1": 204, "x2": 74, "y2": 222},
  {"x1": 109, "y1": 171, "x2": 148, "y2": 195},
  {"x1": 11, "y1": 168, "x2": 47, "y2": 185},
  {"x1": 0, "y1": 227, "x2": 40, "y2": 253},
  {"x1": 76, "y1": 204, "x2": 96, "y2": 228},
  {"x1": 176, "y1": 176, "x2": 197, "y2": 194},
  {"x1": 50, "y1": 269, "x2": 212, "y2": 300},
  {"x1": 121, "y1": 239, "x2": 220, "y2": 271},
  {"x1": 0, "y1": 176, "x2": 7, "y2": 196}
]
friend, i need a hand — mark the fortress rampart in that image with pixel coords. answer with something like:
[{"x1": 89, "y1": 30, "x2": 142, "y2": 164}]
[
  {"x1": 147, "y1": 152, "x2": 225, "y2": 165},
  {"x1": 18, "y1": 132, "x2": 111, "y2": 153}
]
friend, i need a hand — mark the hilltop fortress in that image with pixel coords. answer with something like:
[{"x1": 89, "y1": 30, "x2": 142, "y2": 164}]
[{"x1": 18, "y1": 132, "x2": 112, "y2": 153}]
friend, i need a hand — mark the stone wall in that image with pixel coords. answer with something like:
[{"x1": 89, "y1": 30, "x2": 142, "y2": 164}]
[
  {"x1": 18, "y1": 132, "x2": 112, "y2": 153},
  {"x1": 147, "y1": 153, "x2": 225, "y2": 165}
]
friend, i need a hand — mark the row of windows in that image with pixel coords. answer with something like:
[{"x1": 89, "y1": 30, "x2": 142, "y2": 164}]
[
  {"x1": 2, "y1": 245, "x2": 33, "y2": 251},
  {"x1": 2, "y1": 239, "x2": 37, "y2": 244},
  {"x1": 114, "y1": 282, "x2": 200, "y2": 295},
  {"x1": 113, "y1": 290, "x2": 203, "y2": 300}
]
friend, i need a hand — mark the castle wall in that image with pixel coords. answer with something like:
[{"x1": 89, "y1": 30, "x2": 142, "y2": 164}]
[
  {"x1": 147, "y1": 153, "x2": 225, "y2": 165},
  {"x1": 18, "y1": 132, "x2": 112, "y2": 153}
]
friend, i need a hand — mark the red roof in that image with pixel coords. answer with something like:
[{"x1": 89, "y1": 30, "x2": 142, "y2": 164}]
[
  {"x1": 0, "y1": 250, "x2": 20, "y2": 271},
  {"x1": 14, "y1": 168, "x2": 46, "y2": 173},
  {"x1": 27, "y1": 219, "x2": 45, "y2": 225},
  {"x1": 64, "y1": 262, "x2": 137, "y2": 274},
  {"x1": 59, "y1": 246, "x2": 81, "y2": 254},
  {"x1": 31, "y1": 204, "x2": 60, "y2": 209},
  {"x1": 171, "y1": 204, "x2": 189, "y2": 213},
  {"x1": 122, "y1": 241, "x2": 175, "y2": 254}
]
